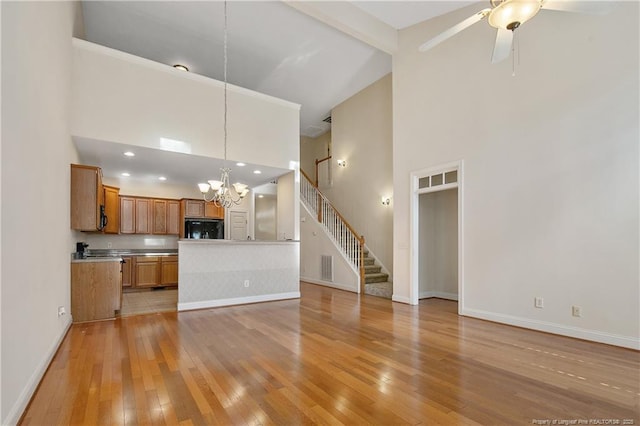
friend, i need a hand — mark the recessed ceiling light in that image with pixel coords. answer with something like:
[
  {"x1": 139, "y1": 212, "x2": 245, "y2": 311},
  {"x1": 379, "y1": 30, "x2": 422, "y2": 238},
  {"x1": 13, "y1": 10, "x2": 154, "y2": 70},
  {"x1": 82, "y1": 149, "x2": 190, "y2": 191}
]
[
  {"x1": 158, "y1": 176, "x2": 167, "y2": 181},
  {"x1": 253, "y1": 170, "x2": 262, "y2": 174},
  {"x1": 121, "y1": 172, "x2": 130, "y2": 177},
  {"x1": 236, "y1": 162, "x2": 246, "y2": 167},
  {"x1": 173, "y1": 64, "x2": 189, "y2": 72},
  {"x1": 124, "y1": 151, "x2": 135, "y2": 157},
  {"x1": 258, "y1": 194, "x2": 264, "y2": 198}
]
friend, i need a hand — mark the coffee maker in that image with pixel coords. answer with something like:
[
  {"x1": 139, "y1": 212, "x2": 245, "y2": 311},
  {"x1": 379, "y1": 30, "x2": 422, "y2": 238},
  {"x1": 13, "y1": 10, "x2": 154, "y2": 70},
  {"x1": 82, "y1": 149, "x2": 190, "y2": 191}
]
[{"x1": 75, "y1": 242, "x2": 89, "y2": 259}]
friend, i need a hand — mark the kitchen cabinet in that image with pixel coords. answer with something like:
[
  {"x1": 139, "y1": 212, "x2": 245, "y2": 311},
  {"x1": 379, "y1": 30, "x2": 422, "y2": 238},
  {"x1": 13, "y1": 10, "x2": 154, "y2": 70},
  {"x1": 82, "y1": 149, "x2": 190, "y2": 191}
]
[
  {"x1": 167, "y1": 201, "x2": 180, "y2": 235},
  {"x1": 132, "y1": 255, "x2": 178, "y2": 288},
  {"x1": 121, "y1": 256, "x2": 133, "y2": 288},
  {"x1": 153, "y1": 199, "x2": 167, "y2": 234},
  {"x1": 152, "y1": 199, "x2": 180, "y2": 235},
  {"x1": 134, "y1": 256, "x2": 160, "y2": 288},
  {"x1": 184, "y1": 199, "x2": 204, "y2": 217},
  {"x1": 71, "y1": 260, "x2": 121, "y2": 322},
  {"x1": 120, "y1": 197, "x2": 136, "y2": 234},
  {"x1": 205, "y1": 202, "x2": 224, "y2": 219},
  {"x1": 160, "y1": 255, "x2": 178, "y2": 285},
  {"x1": 103, "y1": 185, "x2": 120, "y2": 234},
  {"x1": 135, "y1": 198, "x2": 152, "y2": 234},
  {"x1": 70, "y1": 164, "x2": 105, "y2": 231}
]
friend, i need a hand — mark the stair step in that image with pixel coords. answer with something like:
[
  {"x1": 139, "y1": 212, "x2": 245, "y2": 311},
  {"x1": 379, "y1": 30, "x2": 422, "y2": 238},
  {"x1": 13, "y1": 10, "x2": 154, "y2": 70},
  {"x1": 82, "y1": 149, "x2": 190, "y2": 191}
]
[
  {"x1": 364, "y1": 281, "x2": 392, "y2": 299},
  {"x1": 363, "y1": 257, "x2": 375, "y2": 266},
  {"x1": 365, "y1": 273, "x2": 389, "y2": 284},
  {"x1": 364, "y1": 264, "x2": 381, "y2": 274}
]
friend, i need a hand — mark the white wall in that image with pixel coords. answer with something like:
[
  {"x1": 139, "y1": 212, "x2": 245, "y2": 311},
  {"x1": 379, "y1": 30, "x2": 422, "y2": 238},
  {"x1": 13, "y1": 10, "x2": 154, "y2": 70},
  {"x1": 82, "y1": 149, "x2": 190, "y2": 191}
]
[
  {"x1": 1, "y1": 2, "x2": 80, "y2": 423},
  {"x1": 419, "y1": 189, "x2": 458, "y2": 300},
  {"x1": 326, "y1": 74, "x2": 393, "y2": 274},
  {"x1": 71, "y1": 38, "x2": 300, "y2": 171},
  {"x1": 300, "y1": 203, "x2": 360, "y2": 292},
  {"x1": 255, "y1": 195, "x2": 277, "y2": 240},
  {"x1": 276, "y1": 171, "x2": 300, "y2": 240},
  {"x1": 393, "y1": 2, "x2": 639, "y2": 348},
  {"x1": 300, "y1": 132, "x2": 331, "y2": 183}
]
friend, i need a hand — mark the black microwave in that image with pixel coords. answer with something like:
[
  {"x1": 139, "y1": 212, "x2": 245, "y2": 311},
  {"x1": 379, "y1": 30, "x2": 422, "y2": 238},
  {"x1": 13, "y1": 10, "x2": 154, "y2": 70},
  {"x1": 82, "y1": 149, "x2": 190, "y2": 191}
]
[{"x1": 184, "y1": 219, "x2": 224, "y2": 239}]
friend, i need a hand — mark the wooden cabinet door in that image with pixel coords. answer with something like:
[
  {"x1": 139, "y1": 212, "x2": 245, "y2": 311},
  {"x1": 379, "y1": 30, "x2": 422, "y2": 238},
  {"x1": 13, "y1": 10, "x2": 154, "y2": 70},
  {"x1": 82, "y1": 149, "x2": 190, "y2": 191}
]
[
  {"x1": 121, "y1": 256, "x2": 133, "y2": 288},
  {"x1": 70, "y1": 164, "x2": 102, "y2": 231},
  {"x1": 167, "y1": 201, "x2": 180, "y2": 235},
  {"x1": 160, "y1": 256, "x2": 178, "y2": 286},
  {"x1": 185, "y1": 199, "x2": 204, "y2": 217},
  {"x1": 103, "y1": 186, "x2": 120, "y2": 234},
  {"x1": 134, "y1": 257, "x2": 160, "y2": 288},
  {"x1": 135, "y1": 198, "x2": 152, "y2": 234},
  {"x1": 120, "y1": 197, "x2": 136, "y2": 234},
  {"x1": 205, "y1": 202, "x2": 224, "y2": 219},
  {"x1": 153, "y1": 199, "x2": 167, "y2": 234},
  {"x1": 71, "y1": 261, "x2": 121, "y2": 322}
]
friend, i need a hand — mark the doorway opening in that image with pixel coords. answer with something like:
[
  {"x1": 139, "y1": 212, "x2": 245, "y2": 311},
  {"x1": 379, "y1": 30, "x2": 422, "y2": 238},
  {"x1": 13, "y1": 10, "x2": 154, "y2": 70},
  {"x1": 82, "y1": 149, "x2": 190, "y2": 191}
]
[{"x1": 410, "y1": 161, "x2": 463, "y2": 311}]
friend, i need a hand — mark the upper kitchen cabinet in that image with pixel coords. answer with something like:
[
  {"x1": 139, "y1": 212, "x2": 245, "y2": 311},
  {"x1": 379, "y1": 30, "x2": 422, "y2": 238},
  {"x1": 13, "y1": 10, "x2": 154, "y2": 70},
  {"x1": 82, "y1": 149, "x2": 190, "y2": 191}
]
[
  {"x1": 153, "y1": 199, "x2": 180, "y2": 235},
  {"x1": 120, "y1": 196, "x2": 136, "y2": 234},
  {"x1": 103, "y1": 185, "x2": 120, "y2": 234},
  {"x1": 71, "y1": 164, "x2": 105, "y2": 231},
  {"x1": 121, "y1": 196, "x2": 180, "y2": 235},
  {"x1": 181, "y1": 199, "x2": 224, "y2": 219},
  {"x1": 135, "y1": 198, "x2": 153, "y2": 234}
]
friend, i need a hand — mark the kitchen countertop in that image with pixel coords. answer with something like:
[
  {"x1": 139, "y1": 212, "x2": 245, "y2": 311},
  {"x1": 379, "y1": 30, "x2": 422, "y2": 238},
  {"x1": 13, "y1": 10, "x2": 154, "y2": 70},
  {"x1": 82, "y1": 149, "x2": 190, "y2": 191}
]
[{"x1": 71, "y1": 248, "x2": 178, "y2": 261}]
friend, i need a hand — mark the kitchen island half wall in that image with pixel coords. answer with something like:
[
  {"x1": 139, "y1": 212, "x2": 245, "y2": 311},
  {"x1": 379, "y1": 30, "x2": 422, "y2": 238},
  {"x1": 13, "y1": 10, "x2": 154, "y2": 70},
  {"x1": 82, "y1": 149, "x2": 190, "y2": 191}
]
[{"x1": 178, "y1": 240, "x2": 300, "y2": 311}]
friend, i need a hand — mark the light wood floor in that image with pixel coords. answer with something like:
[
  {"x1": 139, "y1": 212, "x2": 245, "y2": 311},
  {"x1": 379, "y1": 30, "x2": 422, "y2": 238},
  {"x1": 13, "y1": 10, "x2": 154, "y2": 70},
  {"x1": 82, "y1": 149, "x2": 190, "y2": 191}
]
[{"x1": 21, "y1": 283, "x2": 639, "y2": 425}]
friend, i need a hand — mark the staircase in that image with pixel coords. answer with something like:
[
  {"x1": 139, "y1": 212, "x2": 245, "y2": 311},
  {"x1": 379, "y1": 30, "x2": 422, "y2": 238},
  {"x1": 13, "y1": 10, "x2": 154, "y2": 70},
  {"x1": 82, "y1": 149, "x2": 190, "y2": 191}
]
[
  {"x1": 301, "y1": 170, "x2": 392, "y2": 298},
  {"x1": 363, "y1": 250, "x2": 392, "y2": 299}
]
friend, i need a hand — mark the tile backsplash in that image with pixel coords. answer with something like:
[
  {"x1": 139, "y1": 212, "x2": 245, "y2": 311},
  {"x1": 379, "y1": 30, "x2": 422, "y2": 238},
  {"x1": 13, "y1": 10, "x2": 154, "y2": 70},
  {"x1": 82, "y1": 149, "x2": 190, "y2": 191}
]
[{"x1": 77, "y1": 234, "x2": 179, "y2": 250}]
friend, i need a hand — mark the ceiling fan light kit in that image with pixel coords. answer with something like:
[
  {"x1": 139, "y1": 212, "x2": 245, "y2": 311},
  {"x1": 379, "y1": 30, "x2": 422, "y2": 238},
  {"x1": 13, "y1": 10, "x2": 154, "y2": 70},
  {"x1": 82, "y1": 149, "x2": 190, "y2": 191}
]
[{"x1": 418, "y1": 0, "x2": 609, "y2": 65}]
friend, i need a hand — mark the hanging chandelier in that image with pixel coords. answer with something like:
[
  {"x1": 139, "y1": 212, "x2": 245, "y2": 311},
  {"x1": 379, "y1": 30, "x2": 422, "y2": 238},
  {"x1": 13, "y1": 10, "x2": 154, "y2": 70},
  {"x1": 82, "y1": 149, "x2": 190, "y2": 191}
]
[{"x1": 198, "y1": 1, "x2": 249, "y2": 208}]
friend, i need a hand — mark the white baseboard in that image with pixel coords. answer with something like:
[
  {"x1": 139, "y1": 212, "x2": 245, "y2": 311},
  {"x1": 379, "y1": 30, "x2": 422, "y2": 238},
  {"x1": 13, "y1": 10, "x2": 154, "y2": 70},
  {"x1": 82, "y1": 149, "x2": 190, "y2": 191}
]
[
  {"x1": 4, "y1": 317, "x2": 72, "y2": 426},
  {"x1": 461, "y1": 307, "x2": 640, "y2": 350},
  {"x1": 392, "y1": 294, "x2": 411, "y2": 304},
  {"x1": 300, "y1": 277, "x2": 358, "y2": 293},
  {"x1": 178, "y1": 292, "x2": 300, "y2": 311},
  {"x1": 419, "y1": 291, "x2": 459, "y2": 301}
]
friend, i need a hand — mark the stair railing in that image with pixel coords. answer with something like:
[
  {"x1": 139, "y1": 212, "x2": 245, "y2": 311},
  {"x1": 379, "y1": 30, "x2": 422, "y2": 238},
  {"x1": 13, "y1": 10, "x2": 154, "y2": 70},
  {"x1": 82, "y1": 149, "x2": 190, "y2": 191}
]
[{"x1": 300, "y1": 169, "x2": 365, "y2": 293}]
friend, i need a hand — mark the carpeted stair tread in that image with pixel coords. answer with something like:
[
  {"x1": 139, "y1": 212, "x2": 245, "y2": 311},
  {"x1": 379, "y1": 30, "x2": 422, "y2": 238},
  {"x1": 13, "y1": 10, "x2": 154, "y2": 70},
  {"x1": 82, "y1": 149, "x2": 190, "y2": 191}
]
[
  {"x1": 364, "y1": 265, "x2": 381, "y2": 273},
  {"x1": 364, "y1": 281, "x2": 392, "y2": 299},
  {"x1": 365, "y1": 273, "x2": 389, "y2": 283}
]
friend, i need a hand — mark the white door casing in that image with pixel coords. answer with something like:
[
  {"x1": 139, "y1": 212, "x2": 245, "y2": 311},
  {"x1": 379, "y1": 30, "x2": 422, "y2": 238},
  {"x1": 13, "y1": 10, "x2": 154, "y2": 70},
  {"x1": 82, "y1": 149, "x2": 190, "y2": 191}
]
[{"x1": 409, "y1": 160, "x2": 464, "y2": 312}]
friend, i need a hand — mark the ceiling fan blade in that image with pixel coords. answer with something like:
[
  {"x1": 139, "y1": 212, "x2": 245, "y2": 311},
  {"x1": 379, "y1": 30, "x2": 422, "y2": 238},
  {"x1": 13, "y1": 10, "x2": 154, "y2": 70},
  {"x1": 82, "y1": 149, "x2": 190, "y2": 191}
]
[
  {"x1": 542, "y1": 0, "x2": 611, "y2": 15},
  {"x1": 418, "y1": 8, "x2": 491, "y2": 52},
  {"x1": 491, "y1": 28, "x2": 513, "y2": 64}
]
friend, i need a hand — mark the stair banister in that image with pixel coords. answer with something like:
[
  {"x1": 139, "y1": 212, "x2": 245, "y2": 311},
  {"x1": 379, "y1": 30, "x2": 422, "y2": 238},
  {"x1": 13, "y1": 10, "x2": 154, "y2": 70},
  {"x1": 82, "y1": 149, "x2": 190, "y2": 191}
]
[{"x1": 300, "y1": 169, "x2": 366, "y2": 293}]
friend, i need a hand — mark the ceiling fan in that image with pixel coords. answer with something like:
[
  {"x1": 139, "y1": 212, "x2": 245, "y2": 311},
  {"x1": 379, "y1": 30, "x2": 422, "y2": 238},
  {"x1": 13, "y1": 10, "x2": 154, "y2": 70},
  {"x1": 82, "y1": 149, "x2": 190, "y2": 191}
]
[{"x1": 418, "y1": 0, "x2": 609, "y2": 64}]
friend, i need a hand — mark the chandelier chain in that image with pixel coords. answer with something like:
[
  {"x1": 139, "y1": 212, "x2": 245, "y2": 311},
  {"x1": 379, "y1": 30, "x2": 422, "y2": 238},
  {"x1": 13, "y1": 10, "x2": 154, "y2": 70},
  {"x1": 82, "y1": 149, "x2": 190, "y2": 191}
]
[{"x1": 223, "y1": 0, "x2": 228, "y2": 163}]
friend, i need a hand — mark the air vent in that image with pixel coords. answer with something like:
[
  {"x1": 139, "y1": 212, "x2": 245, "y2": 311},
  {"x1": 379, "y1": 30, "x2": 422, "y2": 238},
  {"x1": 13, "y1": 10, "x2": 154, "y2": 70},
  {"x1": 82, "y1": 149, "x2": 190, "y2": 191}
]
[
  {"x1": 322, "y1": 116, "x2": 332, "y2": 124},
  {"x1": 321, "y1": 255, "x2": 333, "y2": 282}
]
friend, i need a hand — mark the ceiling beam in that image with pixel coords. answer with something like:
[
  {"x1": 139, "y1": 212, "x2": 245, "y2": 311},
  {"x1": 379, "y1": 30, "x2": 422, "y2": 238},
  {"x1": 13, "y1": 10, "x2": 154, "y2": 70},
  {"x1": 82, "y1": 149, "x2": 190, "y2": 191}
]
[{"x1": 282, "y1": 1, "x2": 397, "y2": 55}]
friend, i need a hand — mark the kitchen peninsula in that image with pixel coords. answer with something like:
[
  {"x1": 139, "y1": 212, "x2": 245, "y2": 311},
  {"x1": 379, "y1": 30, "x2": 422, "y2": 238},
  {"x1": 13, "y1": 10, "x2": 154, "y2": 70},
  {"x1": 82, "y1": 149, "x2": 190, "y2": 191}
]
[{"x1": 177, "y1": 239, "x2": 300, "y2": 311}]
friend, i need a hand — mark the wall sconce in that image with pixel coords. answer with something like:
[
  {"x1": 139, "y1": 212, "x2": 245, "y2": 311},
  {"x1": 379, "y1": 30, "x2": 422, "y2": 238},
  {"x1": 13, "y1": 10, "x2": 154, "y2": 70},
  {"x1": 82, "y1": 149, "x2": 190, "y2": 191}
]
[
  {"x1": 381, "y1": 196, "x2": 391, "y2": 206},
  {"x1": 337, "y1": 159, "x2": 347, "y2": 168}
]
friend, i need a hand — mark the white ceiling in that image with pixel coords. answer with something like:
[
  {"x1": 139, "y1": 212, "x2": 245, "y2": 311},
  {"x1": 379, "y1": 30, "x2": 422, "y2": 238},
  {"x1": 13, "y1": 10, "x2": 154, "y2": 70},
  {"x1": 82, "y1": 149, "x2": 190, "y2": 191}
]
[{"x1": 78, "y1": 0, "x2": 472, "y2": 187}]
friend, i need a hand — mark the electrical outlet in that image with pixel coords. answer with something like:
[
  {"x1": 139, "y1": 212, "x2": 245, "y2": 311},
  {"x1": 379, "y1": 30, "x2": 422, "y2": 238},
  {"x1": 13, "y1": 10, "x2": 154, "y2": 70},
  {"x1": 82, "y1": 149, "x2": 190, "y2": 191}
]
[
  {"x1": 107, "y1": 242, "x2": 112, "y2": 249},
  {"x1": 572, "y1": 306, "x2": 582, "y2": 317},
  {"x1": 57, "y1": 306, "x2": 66, "y2": 317},
  {"x1": 244, "y1": 280, "x2": 250, "y2": 288},
  {"x1": 534, "y1": 297, "x2": 544, "y2": 308}
]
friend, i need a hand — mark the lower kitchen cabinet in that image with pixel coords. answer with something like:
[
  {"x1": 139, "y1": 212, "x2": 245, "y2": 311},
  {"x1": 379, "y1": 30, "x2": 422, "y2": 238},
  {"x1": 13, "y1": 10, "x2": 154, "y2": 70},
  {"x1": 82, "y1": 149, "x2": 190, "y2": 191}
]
[
  {"x1": 160, "y1": 255, "x2": 178, "y2": 285},
  {"x1": 71, "y1": 260, "x2": 122, "y2": 322},
  {"x1": 121, "y1": 256, "x2": 133, "y2": 288},
  {"x1": 134, "y1": 256, "x2": 161, "y2": 288},
  {"x1": 130, "y1": 255, "x2": 178, "y2": 288}
]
